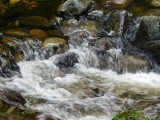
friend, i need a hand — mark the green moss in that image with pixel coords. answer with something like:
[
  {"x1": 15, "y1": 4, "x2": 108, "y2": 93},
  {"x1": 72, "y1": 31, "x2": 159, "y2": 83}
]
[{"x1": 112, "y1": 110, "x2": 149, "y2": 120}]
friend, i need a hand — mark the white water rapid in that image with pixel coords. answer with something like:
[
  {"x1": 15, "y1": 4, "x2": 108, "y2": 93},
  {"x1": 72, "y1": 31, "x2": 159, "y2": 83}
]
[{"x1": 1, "y1": 45, "x2": 160, "y2": 120}]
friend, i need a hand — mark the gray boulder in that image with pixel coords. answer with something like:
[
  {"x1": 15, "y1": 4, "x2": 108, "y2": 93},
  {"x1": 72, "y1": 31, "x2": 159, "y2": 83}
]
[{"x1": 57, "y1": 0, "x2": 92, "y2": 16}]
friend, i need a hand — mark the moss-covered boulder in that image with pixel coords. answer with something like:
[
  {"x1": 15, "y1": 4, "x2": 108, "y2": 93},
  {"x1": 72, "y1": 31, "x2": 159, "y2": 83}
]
[{"x1": 102, "y1": 10, "x2": 129, "y2": 37}]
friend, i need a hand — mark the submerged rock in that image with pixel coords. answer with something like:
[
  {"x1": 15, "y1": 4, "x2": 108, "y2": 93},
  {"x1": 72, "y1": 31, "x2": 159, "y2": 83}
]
[
  {"x1": 0, "y1": 88, "x2": 26, "y2": 109},
  {"x1": 55, "y1": 52, "x2": 79, "y2": 69},
  {"x1": 117, "y1": 54, "x2": 150, "y2": 73},
  {"x1": 58, "y1": 0, "x2": 92, "y2": 16}
]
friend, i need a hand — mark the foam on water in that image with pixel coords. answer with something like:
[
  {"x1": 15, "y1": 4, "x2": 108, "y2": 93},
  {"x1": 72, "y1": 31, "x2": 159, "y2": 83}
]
[
  {"x1": 2, "y1": 57, "x2": 160, "y2": 119},
  {"x1": 1, "y1": 24, "x2": 160, "y2": 120}
]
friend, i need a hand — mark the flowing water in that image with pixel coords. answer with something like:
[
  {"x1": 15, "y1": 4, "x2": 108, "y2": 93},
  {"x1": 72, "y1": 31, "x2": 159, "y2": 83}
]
[
  {"x1": 0, "y1": 11, "x2": 160, "y2": 120},
  {"x1": 1, "y1": 38, "x2": 160, "y2": 120}
]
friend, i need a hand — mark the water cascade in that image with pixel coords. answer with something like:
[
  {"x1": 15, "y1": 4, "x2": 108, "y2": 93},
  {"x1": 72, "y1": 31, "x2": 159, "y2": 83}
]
[{"x1": 0, "y1": 0, "x2": 160, "y2": 120}]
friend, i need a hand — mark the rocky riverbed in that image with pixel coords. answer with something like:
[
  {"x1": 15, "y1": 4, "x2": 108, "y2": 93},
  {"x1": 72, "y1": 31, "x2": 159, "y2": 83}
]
[{"x1": 0, "y1": 0, "x2": 160, "y2": 120}]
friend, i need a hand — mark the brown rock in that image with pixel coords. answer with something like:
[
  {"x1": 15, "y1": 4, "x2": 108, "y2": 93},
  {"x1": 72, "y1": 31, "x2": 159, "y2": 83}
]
[
  {"x1": 10, "y1": 0, "x2": 20, "y2": 5},
  {"x1": 150, "y1": 0, "x2": 160, "y2": 7},
  {"x1": 0, "y1": 100, "x2": 3, "y2": 109},
  {"x1": 4, "y1": 28, "x2": 28, "y2": 37},
  {"x1": 29, "y1": 29, "x2": 48, "y2": 40}
]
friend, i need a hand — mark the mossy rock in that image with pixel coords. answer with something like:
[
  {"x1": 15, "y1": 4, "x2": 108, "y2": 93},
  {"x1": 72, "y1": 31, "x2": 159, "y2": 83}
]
[
  {"x1": 3, "y1": 28, "x2": 29, "y2": 37},
  {"x1": 19, "y1": 16, "x2": 49, "y2": 27},
  {"x1": 102, "y1": 10, "x2": 128, "y2": 37},
  {"x1": 112, "y1": 110, "x2": 149, "y2": 120}
]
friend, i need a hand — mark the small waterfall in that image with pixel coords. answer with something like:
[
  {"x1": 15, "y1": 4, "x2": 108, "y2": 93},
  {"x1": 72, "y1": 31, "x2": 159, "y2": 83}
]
[{"x1": 0, "y1": 7, "x2": 160, "y2": 120}]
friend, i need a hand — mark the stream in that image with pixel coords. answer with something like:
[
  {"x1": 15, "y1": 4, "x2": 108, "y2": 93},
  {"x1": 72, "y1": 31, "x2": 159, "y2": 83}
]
[
  {"x1": 0, "y1": 0, "x2": 160, "y2": 120},
  {"x1": 1, "y1": 39, "x2": 160, "y2": 120}
]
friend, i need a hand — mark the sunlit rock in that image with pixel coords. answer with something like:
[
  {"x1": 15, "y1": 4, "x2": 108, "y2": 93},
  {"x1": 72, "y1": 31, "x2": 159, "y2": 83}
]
[
  {"x1": 150, "y1": 0, "x2": 160, "y2": 7},
  {"x1": 10, "y1": 0, "x2": 20, "y2": 5},
  {"x1": 42, "y1": 37, "x2": 67, "y2": 48},
  {"x1": 58, "y1": 0, "x2": 92, "y2": 16}
]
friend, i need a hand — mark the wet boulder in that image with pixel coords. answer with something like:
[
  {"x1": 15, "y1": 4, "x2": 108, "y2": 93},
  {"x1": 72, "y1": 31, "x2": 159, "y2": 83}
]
[
  {"x1": 117, "y1": 54, "x2": 151, "y2": 73},
  {"x1": 89, "y1": 37, "x2": 113, "y2": 54},
  {"x1": 134, "y1": 16, "x2": 160, "y2": 64},
  {"x1": 0, "y1": 88, "x2": 26, "y2": 109},
  {"x1": 55, "y1": 52, "x2": 79, "y2": 69},
  {"x1": 101, "y1": 10, "x2": 130, "y2": 37},
  {"x1": 61, "y1": 19, "x2": 100, "y2": 45},
  {"x1": 87, "y1": 10, "x2": 104, "y2": 20},
  {"x1": 0, "y1": 42, "x2": 22, "y2": 78},
  {"x1": 42, "y1": 37, "x2": 68, "y2": 58},
  {"x1": 57, "y1": 0, "x2": 92, "y2": 17},
  {"x1": 97, "y1": 0, "x2": 133, "y2": 9}
]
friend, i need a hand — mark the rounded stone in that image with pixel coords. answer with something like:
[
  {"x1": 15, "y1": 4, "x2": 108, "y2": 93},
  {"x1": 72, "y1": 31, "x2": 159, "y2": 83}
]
[{"x1": 29, "y1": 29, "x2": 48, "y2": 40}]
